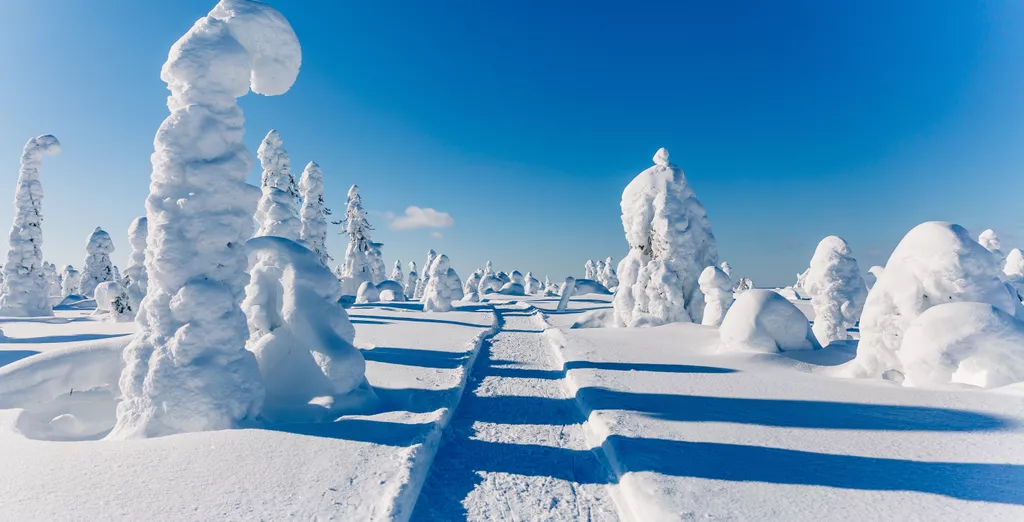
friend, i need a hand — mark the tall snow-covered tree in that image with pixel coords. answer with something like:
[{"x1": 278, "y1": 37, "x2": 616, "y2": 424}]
[
  {"x1": 391, "y1": 259, "x2": 404, "y2": 286},
  {"x1": 415, "y1": 249, "x2": 437, "y2": 299},
  {"x1": 584, "y1": 259, "x2": 597, "y2": 280},
  {"x1": 0, "y1": 135, "x2": 61, "y2": 317},
  {"x1": 340, "y1": 184, "x2": 374, "y2": 295},
  {"x1": 698, "y1": 265, "x2": 732, "y2": 327},
  {"x1": 978, "y1": 229, "x2": 1006, "y2": 268},
  {"x1": 368, "y1": 241, "x2": 386, "y2": 285},
  {"x1": 253, "y1": 129, "x2": 300, "y2": 240},
  {"x1": 42, "y1": 262, "x2": 61, "y2": 306},
  {"x1": 60, "y1": 265, "x2": 80, "y2": 299},
  {"x1": 298, "y1": 161, "x2": 329, "y2": 266},
  {"x1": 613, "y1": 148, "x2": 719, "y2": 327},
  {"x1": 802, "y1": 236, "x2": 868, "y2": 346},
  {"x1": 422, "y1": 254, "x2": 462, "y2": 312},
  {"x1": 405, "y1": 261, "x2": 418, "y2": 299},
  {"x1": 125, "y1": 216, "x2": 149, "y2": 316},
  {"x1": 78, "y1": 227, "x2": 115, "y2": 298},
  {"x1": 112, "y1": 0, "x2": 301, "y2": 439}
]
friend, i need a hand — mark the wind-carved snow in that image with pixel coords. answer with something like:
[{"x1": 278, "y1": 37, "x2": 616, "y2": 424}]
[
  {"x1": 0, "y1": 135, "x2": 61, "y2": 317},
  {"x1": 254, "y1": 129, "x2": 301, "y2": 241},
  {"x1": 613, "y1": 148, "x2": 719, "y2": 327},
  {"x1": 78, "y1": 228, "x2": 115, "y2": 299},
  {"x1": 111, "y1": 0, "x2": 302, "y2": 439},
  {"x1": 802, "y1": 236, "x2": 867, "y2": 346}
]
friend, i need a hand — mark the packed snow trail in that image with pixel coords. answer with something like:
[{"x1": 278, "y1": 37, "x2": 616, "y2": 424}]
[{"x1": 411, "y1": 302, "x2": 620, "y2": 521}]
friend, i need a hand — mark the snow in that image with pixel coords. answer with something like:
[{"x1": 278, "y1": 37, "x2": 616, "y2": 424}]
[
  {"x1": 614, "y1": 148, "x2": 718, "y2": 327},
  {"x1": 1005, "y1": 248, "x2": 1024, "y2": 297},
  {"x1": 59, "y1": 265, "x2": 80, "y2": 299},
  {"x1": 113, "y1": 0, "x2": 301, "y2": 439},
  {"x1": 720, "y1": 289, "x2": 821, "y2": 353},
  {"x1": 77, "y1": 227, "x2": 115, "y2": 298},
  {"x1": 298, "y1": 161, "x2": 329, "y2": 266},
  {"x1": 524, "y1": 271, "x2": 542, "y2": 294},
  {"x1": 405, "y1": 261, "x2": 418, "y2": 300},
  {"x1": 376, "y1": 280, "x2": 406, "y2": 302},
  {"x1": 852, "y1": 222, "x2": 1014, "y2": 378},
  {"x1": 802, "y1": 235, "x2": 867, "y2": 346},
  {"x1": 866, "y1": 265, "x2": 884, "y2": 289},
  {"x1": 414, "y1": 249, "x2": 437, "y2": 299},
  {"x1": 390, "y1": 259, "x2": 404, "y2": 287},
  {"x1": 340, "y1": 185, "x2": 375, "y2": 295},
  {"x1": 254, "y1": 129, "x2": 300, "y2": 240},
  {"x1": 899, "y1": 302, "x2": 1024, "y2": 388},
  {"x1": 497, "y1": 281, "x2": 525, "y2": 295},
  {"x1": 356, "y1": 280, "x2": 380, "y2": 304},
  {"x1": 422, "y1": 255, "x2": 461, "y2": 312},
  {"x1": 124, "y1": 216, "x2": 147, "y2": 318},
  {"x1": 0, "y1": 135, "x2": 60, "y2": 317},
  {"x1": 978, "y1": 229, "x2": 1006, "y2": 268},
  {"x1": 698, "y1": 265, "x2": 732, "y2": 326}
]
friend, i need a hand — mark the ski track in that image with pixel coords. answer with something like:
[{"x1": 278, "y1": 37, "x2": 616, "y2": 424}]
[{"x1": 410, "y1": 301, "x2": 621, "y2": 521}]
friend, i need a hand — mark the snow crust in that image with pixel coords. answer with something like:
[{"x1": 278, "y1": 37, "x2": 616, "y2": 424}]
[
  {"x1": 802, "y1": 236, "x2": 867, "y2": 346},
  {"x1": 720, "y1": 289, "x2": 820, "y2": 353}
]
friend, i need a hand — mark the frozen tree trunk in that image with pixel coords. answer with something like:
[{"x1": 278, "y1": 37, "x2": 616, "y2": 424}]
[
  {"x1": 254, "y1": 130, "x2": 300, "y2": 240},
  {"x1": 78, "y1": 227, "x2": 115, "y2": 298},
  {"x1": 111, "y1": 0, "x2": 302, "y2": 439},
  {"x1": 558, "y1": 277, "x2": 576, "y2": 312},
  {"x1": 124, "y1": 216, "x2": 149, "y2": 317},
  {"x1": 0, "y1": 135, "x2": 61, "y2": 317},
  {"x1": 298, "y1": 161, "x2": 329, "y2": 266}
]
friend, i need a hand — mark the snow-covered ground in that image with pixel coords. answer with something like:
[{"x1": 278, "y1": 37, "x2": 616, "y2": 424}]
[{"x1": 2, "y1": 294, "x2": 1023, "y2": 520}]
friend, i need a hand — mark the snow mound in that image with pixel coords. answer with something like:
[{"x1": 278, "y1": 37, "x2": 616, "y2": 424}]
[
  {"x1": 376, "y1": 280, "x2": 406, "y2": 302},
  {"x1": 899, "y1": 302, "x2": 1024, "y2": 388},
  {"x1": 571, "y1": 309, "x2": 615, "y2": 329},
  {"x1": 498, "y1": 282, "x2": 525, "y2": 295},
  {"x1": 570, "y1": 279, "x2": 611, "y2": 296},
  {"x1": 355, "y1": 281, "x2": 380, "y2": 304},
  {"x1": 720, "y1": 289, "x2": 821, "y2": 353},
  {"x1": 698, "y1": 265, "x2": 733, "y2": 327}
]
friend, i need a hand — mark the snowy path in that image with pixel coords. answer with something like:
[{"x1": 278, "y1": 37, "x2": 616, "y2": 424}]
[{"x1": 411, "y1": 302, "x2": 620, "y2": 521}]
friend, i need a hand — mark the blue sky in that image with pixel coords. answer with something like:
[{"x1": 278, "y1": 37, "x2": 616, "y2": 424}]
[{"x1": 1, "y1": 1, "x2": 1022, "y2": 286}]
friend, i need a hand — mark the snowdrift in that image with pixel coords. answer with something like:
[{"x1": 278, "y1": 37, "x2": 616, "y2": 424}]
[{"x1": 720, "y1": 289, "x2": 820, "y2": 353}]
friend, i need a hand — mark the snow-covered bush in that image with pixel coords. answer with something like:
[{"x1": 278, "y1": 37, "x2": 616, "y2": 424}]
[
  {"x1": 900, "y1": 302, "x2": 1024, "y2": 388},
  {"x1": 613, "y1": 148, "x2": 719, "y2": 327},
  {"x1": 339, "y1": 185, "x2": 375, "y2": 295},
  {"x1": 698, "y1": 266, "x2": 732, "y2": 327},
  {"x1": 584, "y1": 260, "x2": 597, "y2": 281},
  {"x1": 241, "y1": 236, "x2": 374, "y2": 423},
  {"x1": 124, "y1": 216, "x2": 148, "y2": 317},
  {"x1": 978, "y1": 229, "x2": 1006, "y2": 268},
  {"x1": 78, "y1": 227, "x2": 115, "y2": 298},
  {"x1": 93, "y1": 281, "x2": 122, "y2": 314},
  {"x1": 112, "y1": 0, "x2": 301, "y2": 439},
  {"x1": 390, "y1": 259, "x2": 404, "y2": 288},
  {"x1": 423, "y1": 254, "x2": 461, "y2": 312},
  {"x1": 524, "y1": 271, "x2": 542, "y2": 294},
  {"x1": 377, "y1": 280, "x2": 406, "y2": 302},
  {"x1": 60, "y1": 265, "x2": 81, "y2": 299},
  {"x1": 254, "y1": 129, "x2": 300, "y2": 240},
  {"x1": 298, "y1": 161, "x2": 329, "y2": 266},
  {"x1": 720, "y1": 289, "x2": 820, "y2": 353},
  {"x1": 0, "y1": 135, "x2": 60, "y2": 317},
  {"x1": 852, "y1": 222, "x2": 1015, "y2": 378},
  {"x1": 1004, "y1": 249, "x2": 1024, "y2": 298},
  {"x1": 802, "y1": 236, "x2": 868, "y2": 346},
  {"x1": 734, "y1": 278, "x2": 754, "y2": 293},
  {"x1": 414, "y1": 249, "x2": 437, "y2": 299},
  {"x1": 405, "y1": 261, "x2": 418, "y2": 300},
  {"x1": 355, "y1": 281, "x2": 380, "y2": 304}
]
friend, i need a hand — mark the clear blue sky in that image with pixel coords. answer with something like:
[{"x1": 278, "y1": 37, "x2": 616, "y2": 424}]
[{"x1": 1, "y1": 1, "x2": 1022, "y2": 286}]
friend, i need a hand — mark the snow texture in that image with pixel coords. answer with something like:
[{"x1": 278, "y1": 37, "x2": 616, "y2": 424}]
[
  {"x1": 340, "y1": 185, "x2": 374, "y2": 295},
  {"x1": 112, "y1": 0, "x2": 301, "y2": 439},
  {"x1": 60, "y1": 265, "x2": 81, "y2": 299},
  {"x1": 376, "y1": 280, "x2": 406, "y2": 302},
  {"x1": 0, "y1": 135, "x2": 61, "y2": 317},
  {"x1": 356, "y1": 281, "x2": 380, "y2": 304},
  {"x1": 124, "y1": 216, "x2": 148, "y2": 317},
  {"x1": 978, "y1": 229, "x2": 1006, "y2": 268},
  {"x1": 852, "y1": 222, "x2": 1014, "y2": 377},
  {"x1": 802, "y1": 236, "x2": 868, "y2": 346},
  {"x1": 698, "y1": 265, "x2": 733, "y2": 327},
  {"x1": 241, "y1": 236, "x2": 373, "y2": 423},
  {"x1": 368, "y1": 242, "x2": 386, "y2": 285},
  {"x1": 720, "y1": 289, "x2": 820, "y2": 353},
  {"x1": 900, "y1": 302, "x2": 1024, "y2": 388},
  {"x1": 613, "y1": 148, "x2": 719, "y2": 327},
  {"x1": 298, "y1": 161, "x2": 329, "y2": 266},
  {"x1": 422, "y1": 254, "x2": 460, "y2": 312},
  {"x1": 405, "y1": 261, "x2": 418, "y2": 300},
  {"x1": 254, "y1": 130, "x2": 300, "y2": 240},
  {"x1": 78, "y1": 227, "x2": 115, "y2": 298}
]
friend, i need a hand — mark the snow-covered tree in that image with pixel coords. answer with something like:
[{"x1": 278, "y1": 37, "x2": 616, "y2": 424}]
[
  {"x1": 802, "y1": 236, "x2": 868, "y2": 346},
  {"x1": 734, "y1": 278, "x2": 754, "y2": 293},
  {"x1": 422, "y1": 254, "x2": 461, "y2": 312},
  {"x1": 599, "y1": 256, "x2": 619, "y2": 290},
  {"x1": 42, "y1": 262, "x2": 61, "y2": 306},
  {"x1": 464, "y1": 268, "x2": 483, "y2": 295},
  {"x1": 1005, "y1": 249, "x2": 1024, "y2": 298},
  {"x1": 852, "y1": 222, "x2": 1014, "y2": 378},
  {"x1": 60, "y1": 265, "x2": 80, "y2": 299},
  {"x1": 0, "y1": 135, "x2": 61, "y2": 317},
  {"x1": 613, "y1": 148, "x2": 719, "y2": 327},
  {"x1": 78, "y1": 227, "x2": 115, "y2": 298},
  {"x1": 339, "y1": 185, "x2": 374, "y2": 295},
  {"x1": 698, "y1": 266, "x2": 732, "y2": 327},
  {"x1": 368, "y1": 241, "x2": 386, "y2": 285},
  {"x1": 253, "y1": 129, "x2": 300, "y2": 240},
  {"x1": 866, "y1": 265, "x2": 884, "y2": 290},
  {"x1": 298, "y1": 161, "x2": 329, "y2": 266},
  {"x1": 112, "y1": 265, "x2": 122, "y2": 287},
  {"x1": 719, "y1": 261, "x2": 733, "y2": 278},
  {"x1": 558, "y1": 277, "x2": 576, "y2": 312},
  {"x1": 112, "y1": 0, "x2": 301, "y2": 439},
  {"x1": 405, "y1": 261, "x2": 418, "y2": 299},
  {"x1": 524, "y1": 271, "x2": 542, "y2": 294},
  {"x1": 584, "y1": 260, "x2": 597, "y2": 280},
  {"x1": 124, "y1": 216, "x2": 148, "y2": 316},
  {"x1": 390, "y1": 259, "x2": 403, "y2": 286},
  {"x1": 978, "y1": 229, "x2": 1006, "y2": 268},
  {"x1": 794, "y1": 268, "x2": 809, "y2": 294},
  {"x1": 415, "y1": 249, "x2": 437, "y2": 299},
  {"x1": 510, "y1": 270, "x2": 525, "y2": 286}
]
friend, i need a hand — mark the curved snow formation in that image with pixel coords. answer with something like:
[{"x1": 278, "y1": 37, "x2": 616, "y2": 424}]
[
  {"x1": 355, "y1": 281, "x2": 380, "y2": 304},
  {"x1": 376, "y1": 279, "x2": 406, "y2": 302},
  {"x1": 111, "y1": 0, "x2": 302, "y2": 439},
  {"x1": 720, "y1": 289, "x2": 820, "y2": 353}
]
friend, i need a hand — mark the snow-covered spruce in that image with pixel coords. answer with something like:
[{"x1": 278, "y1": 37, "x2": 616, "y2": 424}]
[
  {"x1": 112, "y1": 0, "x2": 301, "y2": 439},
  {"x1": 422, "y1": 254, "x2": 461, "y2": 312},
  {"x1": 1005, "y1": 248, "x2": 1024, "y2": 298},
  {"x1": 851, "y1": 222, "x2": 1014, "y2": 378},
  {"x1": 978, "y1": 229, "x2": 1006, "y2": 268},
  {"x1": 524, "y1": 271, "x2": 542, "y2": 294},
  {"x1": 600, "y1": 256, "x2": 619, "y2": 290},
  {"x1": 415, "y1": 249, "x2": 437, "y2": 299},
  {"x1": 60, "y1": 265, "x2": 80, "y2": 299},
  {"x1": 77, "y1": 227, "x2": 115, "y2": 298},
  {"x1": 298, "y1": 161, "x2": 329, "y2": 266},
  {"x1": 720, "y1": 289, "x2": 820, "y2": 353},
  {"x1": 584, "y1": 260, "x2": 597, "y2": 281},
  {"x1": 253, "y1": 129, "x2": 300, "y2": 240},
  {"x1": 698, "y1": 265, "x2": 733, "y2": 327},
  {"x1": 43, "y1": 262, "x2": 61, "y2": 306},
  {"x1": 368, "y1": 241, "x2": 386, "y2": 285},
  {"x1": 464, "y1": 268, "x2": 483, "y2": 296},
  {"x1": 390, "y1": 259, "x2": 403, "y2": 287},
  {"x1": 866, "y1": 265, "x2": 884, "y2": 290},
  {"x1": 242, "y1": 236, "x2": 374, "y2": 422},
  {"x1": 719, "y1": 261, "x2": 733, "y2": 278},
  {"x1": 613, "y1": 148, "x2": 719, "y2": 327},
  {"x1": 339, "y1": 185, "x2": 374, "y2": 295},
  {"x1": 802, "y1": 236, "x2": 868, "y2": 346},
  {"x1": 124, "y1": 216, "x2": 148, "y2": 317},
  {"x1": 405, "y1": 261, "x2": 418, "y2": 300},
  {"x1": 0, "y1": 135, "x2": 60, "y2": 317}
]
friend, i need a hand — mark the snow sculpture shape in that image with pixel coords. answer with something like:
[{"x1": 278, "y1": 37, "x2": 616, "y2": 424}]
[
  {"x1": 42, "y1": 262, "x2": 62, "y2": 306},
  {"x1": 698, "y1": 266, "x2": 733, "y2": 327},
  {"x1": 241, "y1": 237, "x2": 374, "y2": 422},
  {"x1": 0, "y1": 135, "x2": 60, "y2": 316},
  {"x1": 422, "y1": 254, "x2": 460, "y2": 312},
  {"x1": 584, "y1": 260, "x2": 597, "y2": 281},
  {"x1": 112, "y1": 0, "x2": 302, "y2": 439},
  {"x1": 802, "y1": 236, "x2": 868, "y2": 346},
  {"x1": 719, "y1": 261, "x2": 732, "y2": 278},
  {"x1": 405, "y1": 261, "x2": 418, "y2": 300},
  {"x1": 60, "y1": 265, "x2": 81, "y2": 299},
  {"x1": 498, "y1": 282, "x2": 525, "y2": 295},
  {"x1": 298, "y1": 161, "x2": 328, "y2": 266},
  {"x1": 78, "y1": 227, "x2": 115, "y2": 298},
  {"x1": 720, "y1": 289, "x2": 820, "y2": 353},
  {"x1": 899, "y1": 302, "x2": 1024, "y2": 388},
  {"x1": 599, "y1": 256, "x2": 619, "y2": 290},
  {"x1": 368, "y1": 241, "x2": 386, "y2": 285},
  {"x1": 978, "y1": 229, "x2": 1006, "y2": 268},
  {"x1": 464, "y1": 268, "x2": 483, "y2": 295},
  {"x1": 510, "y1": 270, "x2": 525, "y2": 286},
  {"x1": 124, "y1": 216, "x2": 148, "y2": 317},
  {"x1": 613, "y1": 148, "x2": 718, "y2": 327},
  {"x1": 355, "y1": 281, "x2": 380, "y2": 304},
  {"x1": 865, "y1": 265, "x2": 884, "y2": 290},
  {"x1": 852, "y1": 222, "x2": 1014, "y2": 378}
]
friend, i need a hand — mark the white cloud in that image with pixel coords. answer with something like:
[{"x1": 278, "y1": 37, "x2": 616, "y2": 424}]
[
  {"x1": 430, "y1": 231, "x2": 443, "y2": 239},
  {"x1": 388, "y1": 206, "x2": 454, "y2": 230}
]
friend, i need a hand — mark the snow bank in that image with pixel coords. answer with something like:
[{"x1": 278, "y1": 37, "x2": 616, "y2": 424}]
[
  {"x1": 720, "y1": 289, "x2": 820, "y2": 353},
  {"x1": 0, "y1": 134, "x2": 61, "y2": 317},
  {"x1": 112, "y1": 0, "x2": 301, "y2": 439},
  {"x1": 355, "y1": 281, "x2": 380, "y2": 304},
  {"x1": 614, "y1": 148, "x2": 718, "y2": 327},
  {"x1": 242, "y1": 236, "x2": 374, "y2": 422},
  {"x1": 124, "y1": 216, "x2": 148, "y2": 317},
  {"x1": 78, "y1": 227, "x2": 115, "y2": 298},
  {"x1": 698, "y1": 265, "x2": 732, "y2": 326},
  {"x1": 298, "y1": 161, "x2": 329, "y2": 266},
  {"x1": 802, "y1": 236, "x2": 867, "y2": 346},
  {"x1": 900, "y1": 302, "x2": 1024, "y2": 388},
  {"x1": 852, "y1": 222, "x2": 1014, "y2": 377},
  {"x1": 254, "y1": 129, "x2": 300, "y2": 240}
]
